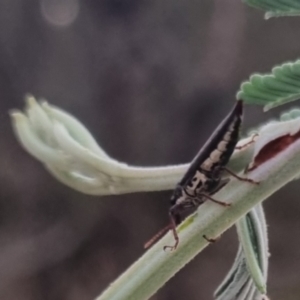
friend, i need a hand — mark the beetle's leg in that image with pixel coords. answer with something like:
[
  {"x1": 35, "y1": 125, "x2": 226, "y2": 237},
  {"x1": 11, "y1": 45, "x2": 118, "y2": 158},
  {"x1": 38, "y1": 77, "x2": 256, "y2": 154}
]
[
  {"x1": 210, "y1": 178, "x2": 230, "y2": 194},
  {"x1": 203, "y1": 234, "x2": 220, "y2": 243},
  {"x1": 223, "y1": 167, "x2": 259, "y2": 184},
  {"x1": 195, "y1": 178, "x2": 231, "y2": 206},
  {"x1": 163, "y1": 198, "x2": 199, "y2": 251},
  {"x1": 235, "y1": 133, "x2": 258, "y2": 150},
  {"x1": 146, "y1": 206, "x2": 182, "y2": 251},
  {"x1": 163, "y1": 205, "x2": 181, "y2": 251},
  {"x1": 202, "y1": 234, "x2": 221, "y2": 244},
  {"x1": 198, "y1": 193, "x2": 231, "y2": 207}
]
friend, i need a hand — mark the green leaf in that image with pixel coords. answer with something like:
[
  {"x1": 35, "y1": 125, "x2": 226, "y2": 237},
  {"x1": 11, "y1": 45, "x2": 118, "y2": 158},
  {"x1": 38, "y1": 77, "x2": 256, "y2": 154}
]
[
  {"x1": 237, "y1": 60, "x2": 300, "y2": 111},
  {"x1": 243, "y1": 0, "x2": 300, "y2": 18}
]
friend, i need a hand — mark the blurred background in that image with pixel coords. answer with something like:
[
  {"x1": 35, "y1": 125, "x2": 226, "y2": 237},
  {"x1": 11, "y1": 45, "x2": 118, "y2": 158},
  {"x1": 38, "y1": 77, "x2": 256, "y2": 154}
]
[{"x1": 0, "y1": 0, "x2": 300, "y2": 299}]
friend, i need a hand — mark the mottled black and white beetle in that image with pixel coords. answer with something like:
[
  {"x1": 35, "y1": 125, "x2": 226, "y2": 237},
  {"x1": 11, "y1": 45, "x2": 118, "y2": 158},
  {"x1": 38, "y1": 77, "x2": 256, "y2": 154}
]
[{"x1": 145, "y1": 100, "x2": 256, "y2": 250}]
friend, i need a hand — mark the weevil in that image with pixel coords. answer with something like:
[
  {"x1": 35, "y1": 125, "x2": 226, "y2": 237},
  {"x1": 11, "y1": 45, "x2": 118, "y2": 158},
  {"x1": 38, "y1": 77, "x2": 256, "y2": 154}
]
[{"x1": 145, "y1": 100, "x2": 256, "y2": 251}]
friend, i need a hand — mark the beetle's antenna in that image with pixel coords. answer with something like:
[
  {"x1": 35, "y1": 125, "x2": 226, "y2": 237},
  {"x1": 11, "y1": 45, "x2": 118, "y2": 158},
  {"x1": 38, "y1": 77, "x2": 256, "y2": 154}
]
[{"x1": 144, "y1": 224, "x2": 172, "y2": 249}]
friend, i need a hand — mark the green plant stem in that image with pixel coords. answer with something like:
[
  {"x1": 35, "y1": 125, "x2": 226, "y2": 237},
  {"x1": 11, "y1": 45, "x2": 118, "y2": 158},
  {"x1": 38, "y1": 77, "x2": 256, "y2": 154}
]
[{"x1": 96, "y1": 137, "x2": 300, "y2": 300}]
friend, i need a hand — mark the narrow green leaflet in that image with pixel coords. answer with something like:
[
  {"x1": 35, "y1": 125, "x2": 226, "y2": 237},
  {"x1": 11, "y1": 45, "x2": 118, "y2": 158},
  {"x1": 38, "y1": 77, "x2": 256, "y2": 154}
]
[
  {"x1": 215, "y1": 204, "x2": 269, "y2": 300},
  {"x1": 243, "y1": 0, "x2": 300, "y2": 18},
  {"x1": 280, "y1": 108, "x2": 300, "y2": 121},
  {"x1": 237, "y1": 60, "x2": 300, "y2": 111}
]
